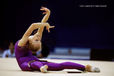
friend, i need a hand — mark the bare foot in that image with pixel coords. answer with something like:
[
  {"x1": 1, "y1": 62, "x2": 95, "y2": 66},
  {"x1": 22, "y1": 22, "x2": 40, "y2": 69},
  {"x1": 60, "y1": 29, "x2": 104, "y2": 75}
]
[
  {"x1": 40, "y1": 65, "x2": 48, "y2": 73},
  {"x1": 85, "y1": 65, "x2": 100, "y2": 72}
]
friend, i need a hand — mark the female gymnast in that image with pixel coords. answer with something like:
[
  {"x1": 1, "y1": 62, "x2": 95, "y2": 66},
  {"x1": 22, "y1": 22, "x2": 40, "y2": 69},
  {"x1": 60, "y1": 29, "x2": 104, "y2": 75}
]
[{"x1": 15, "y1": 7, "x2": 100, "y2": 73}]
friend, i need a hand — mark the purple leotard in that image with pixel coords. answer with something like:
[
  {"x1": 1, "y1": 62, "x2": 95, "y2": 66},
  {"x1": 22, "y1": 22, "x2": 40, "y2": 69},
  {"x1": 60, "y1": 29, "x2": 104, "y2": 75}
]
[{"x1": 15, "y1": 40, "x2": 85, "y2": 71}]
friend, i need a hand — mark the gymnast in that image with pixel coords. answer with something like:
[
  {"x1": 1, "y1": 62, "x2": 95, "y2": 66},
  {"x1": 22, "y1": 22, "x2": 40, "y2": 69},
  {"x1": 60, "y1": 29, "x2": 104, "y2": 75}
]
[{"x1": 15, "y1": 7, "x2": 100, "y2": 73}]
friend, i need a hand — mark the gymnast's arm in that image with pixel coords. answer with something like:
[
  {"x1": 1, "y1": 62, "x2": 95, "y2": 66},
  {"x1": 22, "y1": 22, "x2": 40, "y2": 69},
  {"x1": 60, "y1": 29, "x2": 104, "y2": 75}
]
[
  {"x1": 40, "y1": 7, "x2": 50, "y2": 23},
  {"x1": 41, "y1": 7, "x2": 55, "y2": 33},
  {"x1": 34, "y1": 7, "x2": 54, "y2": 40},
  {"x1": 18, "y1": 23, "x2": 47, "y2": 47}
]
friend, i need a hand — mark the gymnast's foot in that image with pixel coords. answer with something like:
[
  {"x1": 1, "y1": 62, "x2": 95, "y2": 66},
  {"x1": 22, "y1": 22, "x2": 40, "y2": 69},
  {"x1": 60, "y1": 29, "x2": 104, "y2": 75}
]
[
  {"x1": 85, "y1": 65, "x2": 100, "y2": 72},
  {"x1": 40, "y1": 65, "x2": 48, "y2": 73}
]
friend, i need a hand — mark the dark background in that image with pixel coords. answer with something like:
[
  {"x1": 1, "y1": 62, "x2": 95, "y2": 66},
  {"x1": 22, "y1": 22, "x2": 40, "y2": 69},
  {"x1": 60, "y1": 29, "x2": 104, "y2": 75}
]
[{"x1": 1, "y1": 0, "x2": 114, "y2": 51}]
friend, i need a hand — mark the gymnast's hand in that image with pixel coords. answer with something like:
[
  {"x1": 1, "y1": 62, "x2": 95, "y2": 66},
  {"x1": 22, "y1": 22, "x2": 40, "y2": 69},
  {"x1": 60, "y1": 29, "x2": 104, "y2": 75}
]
[
  {"x1": 45, "y1": 23, "x2": 55, "y2": 33},
  {"x1": 40, "y1": 7, "x2": 50, "y2": 14}
]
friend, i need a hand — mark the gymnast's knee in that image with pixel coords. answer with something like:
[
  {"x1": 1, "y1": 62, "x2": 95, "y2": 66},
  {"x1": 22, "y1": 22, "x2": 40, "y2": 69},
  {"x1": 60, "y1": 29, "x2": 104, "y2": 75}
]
[{"x1": 20, "y1": 62, "x2": 32, "y2": 71}]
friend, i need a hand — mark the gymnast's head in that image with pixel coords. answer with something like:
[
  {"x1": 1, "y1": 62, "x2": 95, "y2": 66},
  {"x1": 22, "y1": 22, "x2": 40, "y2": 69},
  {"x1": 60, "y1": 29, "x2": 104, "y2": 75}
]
[{"x1": 28, "y1": 35, "x2": 41, "y2": 52}]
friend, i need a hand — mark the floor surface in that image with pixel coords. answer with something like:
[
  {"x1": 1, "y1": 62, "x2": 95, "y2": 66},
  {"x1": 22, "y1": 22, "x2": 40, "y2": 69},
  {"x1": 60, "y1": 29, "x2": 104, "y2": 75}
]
[{"x1": 0, "y1": 58, "x2": 114, "y2": 76}]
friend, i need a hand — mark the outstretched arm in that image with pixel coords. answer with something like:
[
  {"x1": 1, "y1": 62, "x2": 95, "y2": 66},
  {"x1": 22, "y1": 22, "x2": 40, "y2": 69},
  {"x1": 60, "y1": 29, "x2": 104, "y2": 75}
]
[
  {"x1": 41, "y1": 7, "x2": 50, "y2": 23},
  {"x1": 41, "y1": 7, "x2": 55, "y2": 32},
  {"x1": 35, "y1": 7, "x2": 54, "y2": 40}
]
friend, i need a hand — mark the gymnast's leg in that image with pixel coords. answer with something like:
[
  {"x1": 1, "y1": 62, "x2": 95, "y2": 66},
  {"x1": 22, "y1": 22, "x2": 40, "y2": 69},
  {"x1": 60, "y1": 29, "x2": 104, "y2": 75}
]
[
  {"x1": 44, "y1": 62, "x2": 100, "y2": 72},
  {"x1": 20, "y1": 61, "x2": 48, "y2": 73},
  {"x1": 44, "y1": 62, "x2": 85, "y2": 71},
  {"x1": 30, "y1": 61, "x2": 48, "y2": 72},
  {"x1": 20, "y1": 62, "x2": 32, "y2": 71}
]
